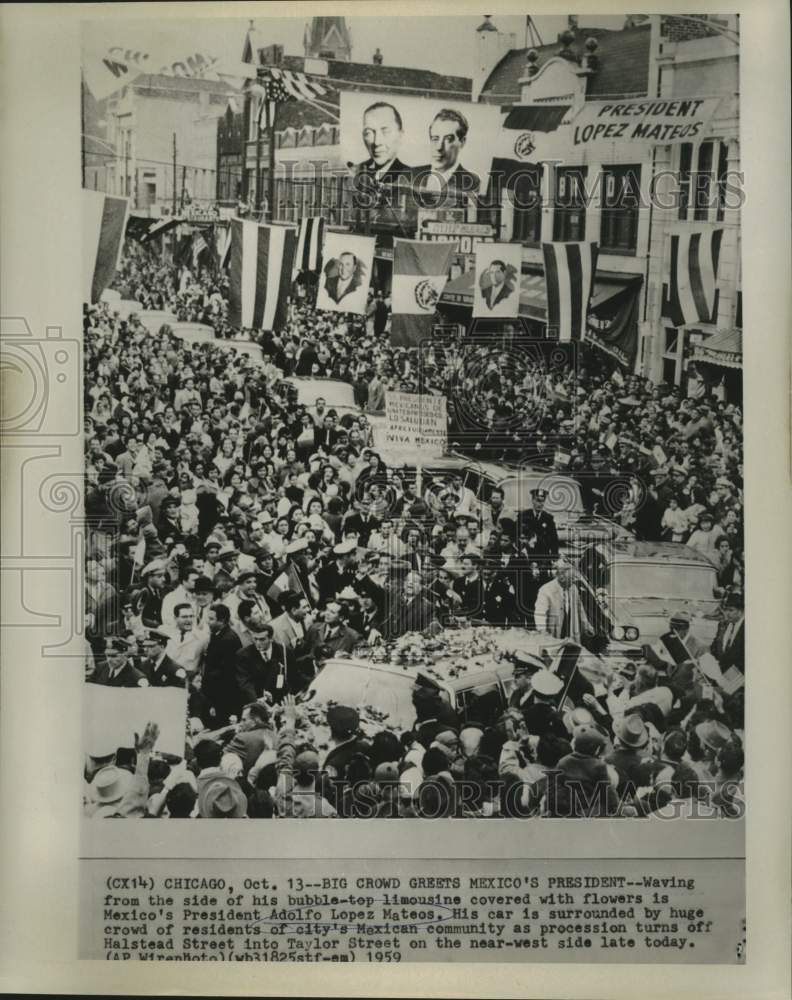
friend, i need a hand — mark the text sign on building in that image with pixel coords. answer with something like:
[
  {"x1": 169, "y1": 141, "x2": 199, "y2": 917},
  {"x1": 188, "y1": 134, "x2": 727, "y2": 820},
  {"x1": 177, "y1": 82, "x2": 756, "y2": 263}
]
[
  {"x1": 418, "y1": 214, "x2": 495, "y2": 275},
  {"x1": 383, "y1": 390, "x2": 447, "y2": 457},
  {"x1": 569, "y1": 97, "x2": 722, "y2": 147}
]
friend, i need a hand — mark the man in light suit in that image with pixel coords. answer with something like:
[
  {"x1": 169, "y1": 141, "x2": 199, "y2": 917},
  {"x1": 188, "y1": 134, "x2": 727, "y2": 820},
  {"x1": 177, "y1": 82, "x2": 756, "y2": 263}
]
[
  {"x1": 269, "y1": 591, "x2": 312, "y2": 653},
  {"x1": 534, "y1": 561, "x2": 592, "y2": 642}
]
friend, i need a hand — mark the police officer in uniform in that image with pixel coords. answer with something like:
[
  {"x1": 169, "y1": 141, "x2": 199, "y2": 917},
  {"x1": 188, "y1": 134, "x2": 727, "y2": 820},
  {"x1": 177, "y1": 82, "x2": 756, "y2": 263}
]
[
  {"x1": 139, "y1": 629, "x2": 187, "y2": 688},
  {"x1": 89, "y1": 636, "x2": 150, "y2": 687},
  {"x1": 519, "y1": 488, "x2": 560, "y2": 574}
]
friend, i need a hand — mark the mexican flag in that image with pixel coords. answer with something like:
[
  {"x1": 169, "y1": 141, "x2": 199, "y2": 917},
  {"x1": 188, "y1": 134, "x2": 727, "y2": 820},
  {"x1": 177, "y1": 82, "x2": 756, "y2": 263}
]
[{"x1": 390, "y1": 238, "x2": 456, "y2": 348}]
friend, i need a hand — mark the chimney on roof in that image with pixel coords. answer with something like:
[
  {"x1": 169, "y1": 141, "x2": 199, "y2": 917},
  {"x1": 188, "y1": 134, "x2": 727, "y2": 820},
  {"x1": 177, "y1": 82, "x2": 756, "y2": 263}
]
[
  {"x1": 474, "y1": 14, "x2": 516, "y2": 101},
  {"x1": 373, "y1": 47, "x2": 383, "y2": 65}
]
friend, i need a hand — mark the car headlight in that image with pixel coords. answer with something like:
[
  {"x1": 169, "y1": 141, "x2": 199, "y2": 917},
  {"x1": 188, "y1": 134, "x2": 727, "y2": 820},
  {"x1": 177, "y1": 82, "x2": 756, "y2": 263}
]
[{"x1": 609, "y1": 625, "x2": 640, "y2": 642}]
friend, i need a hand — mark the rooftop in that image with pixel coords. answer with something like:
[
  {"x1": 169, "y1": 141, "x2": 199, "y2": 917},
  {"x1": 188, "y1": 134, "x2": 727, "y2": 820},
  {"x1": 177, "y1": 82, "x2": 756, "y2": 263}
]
[{"x1": 479, "y1": 23, "x2": 652, "y2": 104}]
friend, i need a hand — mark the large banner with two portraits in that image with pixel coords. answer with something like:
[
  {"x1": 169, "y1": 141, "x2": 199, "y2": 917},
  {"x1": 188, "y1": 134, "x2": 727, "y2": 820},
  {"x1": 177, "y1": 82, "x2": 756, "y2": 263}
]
[{"x1": 339, "y1": 90, "x2": 502, "y2": 204}]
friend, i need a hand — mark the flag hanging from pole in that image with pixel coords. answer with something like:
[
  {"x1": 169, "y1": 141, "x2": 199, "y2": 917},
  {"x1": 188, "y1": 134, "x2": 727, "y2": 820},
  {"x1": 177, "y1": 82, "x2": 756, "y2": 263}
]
[
  {"x1": 82, "y1": 190, "x2": 129, "y2": 304},
  {"x1": 662, "y1": 228, "x2": 723, "y2": 326},
  {"x1": 542, "y1": 240, "x2": 598, "y2": 342},
  {"x1": 390, "y1": 239, "x2": 456, "y2": 347},
  {"x1": 228, "y1": 219, "x2": 296, "y2": 331},
  {"x1": 293, "y1": 216, "x2": 325, "y2": 277},
  {"x1": 265, "y1": 67, "x2": 326, "y2": 101}
]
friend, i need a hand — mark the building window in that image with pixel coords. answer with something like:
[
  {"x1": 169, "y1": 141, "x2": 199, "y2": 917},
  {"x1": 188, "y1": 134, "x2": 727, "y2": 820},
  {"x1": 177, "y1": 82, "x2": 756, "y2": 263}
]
[
  {"x1": 677, "y1": 143, "x2": 692, "y2": 221},
  {"x1": 600, "y1": 164, "x2": 641, "y2": 254},
  {"x1": 553, "y1": 166, "x2": 587, "y2": 241},
  {"x1": 512, "y1": 167, "x2": 542, "y2": 245},
  {"x1": 693, "y1": 140, "x2": 714, "y2": 221}
]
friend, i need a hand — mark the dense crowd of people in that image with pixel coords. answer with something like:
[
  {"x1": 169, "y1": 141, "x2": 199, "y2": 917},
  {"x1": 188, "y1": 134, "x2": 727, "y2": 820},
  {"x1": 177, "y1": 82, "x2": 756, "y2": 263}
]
[{"x1": 83, "y1": 240, "x2": 745, "y2": 819}]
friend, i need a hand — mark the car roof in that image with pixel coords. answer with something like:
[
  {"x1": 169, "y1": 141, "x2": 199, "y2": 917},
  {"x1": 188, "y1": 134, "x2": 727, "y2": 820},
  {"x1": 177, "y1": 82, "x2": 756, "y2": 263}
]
[{"x1": 606, "y1": 539, "x2": 718, "y2": 568}]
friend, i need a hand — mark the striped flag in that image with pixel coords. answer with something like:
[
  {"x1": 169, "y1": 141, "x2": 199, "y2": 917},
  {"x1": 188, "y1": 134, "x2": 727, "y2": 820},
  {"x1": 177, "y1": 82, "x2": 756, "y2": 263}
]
[
  {"x1": 266, "y1": 67, "x2": 326, "y2": 101},
  {"x1": 228, "y1": 219, "x2": 296, "y2": 331},
  {"x1": 219, "y1": 226, "x2": 232, "y2": 270},
  {"x1": 391, "y1": 239, "x2": 456, "y2": 347},
  {"x1": 542, "y1": 241, "x2": 598, "y2": 342},
  {"x1": 82, "y1": 190, "x2": 129, "y2": 303},
  {"x1": 662, "y1": 228, "x2": 723, "y2": 326},
  {"x1": 293, "y1": 216, "x2": 325, "y2": 277}
]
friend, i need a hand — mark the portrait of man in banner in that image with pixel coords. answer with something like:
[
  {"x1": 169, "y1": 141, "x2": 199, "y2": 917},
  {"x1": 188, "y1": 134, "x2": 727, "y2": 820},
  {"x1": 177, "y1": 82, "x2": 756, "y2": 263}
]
[
  {"x1": 412, "y1": 108, "x2": 481, "y2": 203},
  {"x1": 354, "y1": 101, "x2": 412, "y2": 185},
  {"x1": 322, "y1": 251, "x2": 366, "y2": 305},
  {"x1": 479, "y1": 259, "x2": 518, "y2": 311}
]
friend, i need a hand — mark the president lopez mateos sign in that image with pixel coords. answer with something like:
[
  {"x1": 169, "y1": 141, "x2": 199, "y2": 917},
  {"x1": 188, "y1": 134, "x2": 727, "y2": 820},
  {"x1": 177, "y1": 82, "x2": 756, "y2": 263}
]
[{"x1": 570, "y1": 97, "x2": 722, "y2": 147}]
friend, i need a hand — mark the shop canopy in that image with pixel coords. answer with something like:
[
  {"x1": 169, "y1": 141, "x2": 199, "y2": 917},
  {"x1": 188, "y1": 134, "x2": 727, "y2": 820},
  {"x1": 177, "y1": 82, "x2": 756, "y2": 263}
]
[
  {"x1": 692, "y1": 328, "x2": 742, "y2": 369},
  {"x1": 439, "y1": 267, "x2": 642, "y2": 321}
]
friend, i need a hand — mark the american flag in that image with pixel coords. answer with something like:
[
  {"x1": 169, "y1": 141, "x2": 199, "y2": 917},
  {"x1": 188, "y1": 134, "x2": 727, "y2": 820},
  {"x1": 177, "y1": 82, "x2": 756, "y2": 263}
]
[{"x1": 260, "y1": 67, "x2": 326, "y2": 103}]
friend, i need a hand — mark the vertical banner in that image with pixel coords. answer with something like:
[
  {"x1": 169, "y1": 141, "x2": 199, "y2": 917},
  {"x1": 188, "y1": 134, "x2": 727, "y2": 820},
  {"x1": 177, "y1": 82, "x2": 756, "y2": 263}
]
[
  {"x1": 662, "y1": 228, "x2": 724, "y2": 326},
  {"x1": 390, "y1": 238, "x2": 456, "y2": 347},
  {"x1": 82, "y1": 189, "x2": 129, "y2": 303},
  {"x1": 293, "y1": 215, "x2": 326, "y2": 278},
  {"x1": 228, "y1": 220, "x2": 296, "y2": 331},
  {"x1": 315, "y1": 230, "x2": 375, "y2": 316},
  {"x1": 473, "y1": 241, "x2": 522, "y2": 318},
  {"x1": 543, "y1": 240, "x2": 599, "y2": 342}
]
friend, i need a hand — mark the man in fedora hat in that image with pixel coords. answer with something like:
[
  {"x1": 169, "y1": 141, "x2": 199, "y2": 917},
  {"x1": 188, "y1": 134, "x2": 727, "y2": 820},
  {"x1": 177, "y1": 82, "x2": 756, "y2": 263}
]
[
  {"x1": 197, "y1": 775, "x2": 248, "y2": 818},
  {"x1": 545, "y1": 725, "x2": 619, "y2": 818},
  {"x1": 711, "y1": 593, "x2": 745, "y2": 675},
  {"x1": 605, "y1": 712, "x2": 657, "y2": 795}
]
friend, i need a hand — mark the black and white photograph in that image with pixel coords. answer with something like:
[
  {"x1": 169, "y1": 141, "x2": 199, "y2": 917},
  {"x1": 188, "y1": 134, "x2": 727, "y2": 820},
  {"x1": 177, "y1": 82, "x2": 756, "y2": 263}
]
[{"x1": 3, "y1": 3, "x2": 791, "y2": 989}]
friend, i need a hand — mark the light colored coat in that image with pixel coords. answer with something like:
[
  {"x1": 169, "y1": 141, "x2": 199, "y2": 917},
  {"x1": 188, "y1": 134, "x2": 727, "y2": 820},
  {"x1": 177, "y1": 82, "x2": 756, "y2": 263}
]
[{"x1": 533, "y1": 579, "x2": 590, "y2": 642}]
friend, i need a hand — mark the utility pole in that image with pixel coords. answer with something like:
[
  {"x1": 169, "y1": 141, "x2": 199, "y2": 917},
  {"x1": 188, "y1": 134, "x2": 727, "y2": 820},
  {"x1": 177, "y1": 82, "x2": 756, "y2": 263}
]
[
  {"x1": 80, "y1": 73, "x2": 86, "y2": 188},
  {"x1": 172, "y1": 132, "x2": 177, "y2": 215},
  {"x1": 181, "y1": 165, "x2": 187, "y2": 209}
]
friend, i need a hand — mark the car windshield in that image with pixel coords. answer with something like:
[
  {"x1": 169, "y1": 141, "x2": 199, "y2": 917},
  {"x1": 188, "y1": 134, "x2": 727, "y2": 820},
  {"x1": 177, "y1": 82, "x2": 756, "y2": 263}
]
[
  {"x1": 613, "y1": 562, "x2": 717, "y2": 602},
  {"x1": 307, "y1": 661, "x2": 417, "y2": 729},
  {"x1": 499, "y1": 475, "x2": 585, "y2": 514}
]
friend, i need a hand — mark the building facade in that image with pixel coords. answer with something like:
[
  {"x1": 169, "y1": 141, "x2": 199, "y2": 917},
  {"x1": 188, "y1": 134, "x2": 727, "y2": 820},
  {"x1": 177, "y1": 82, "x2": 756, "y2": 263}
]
[{"x1": 95, "y1": 74, "x2": 236, "y2": 214}]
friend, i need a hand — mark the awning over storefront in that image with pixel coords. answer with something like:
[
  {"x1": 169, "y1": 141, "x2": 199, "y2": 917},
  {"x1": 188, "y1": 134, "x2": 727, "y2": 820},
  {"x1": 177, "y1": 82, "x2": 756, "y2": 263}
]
[
  {"x1": 502, "y1": 104, "x2": 571, "y2": 131},
  {"x1": 440, "y1": 267, "x2": 641, "y2": 321},
  {"x1": 692, "y1": 328, "x2": 742, "y2": 369}
]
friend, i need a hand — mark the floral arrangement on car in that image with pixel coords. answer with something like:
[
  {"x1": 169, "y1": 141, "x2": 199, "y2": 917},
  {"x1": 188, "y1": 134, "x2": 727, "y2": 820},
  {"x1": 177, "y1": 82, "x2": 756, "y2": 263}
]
[{"x1": 361, "y1": 628, "x2": 509, "y2": 677}]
